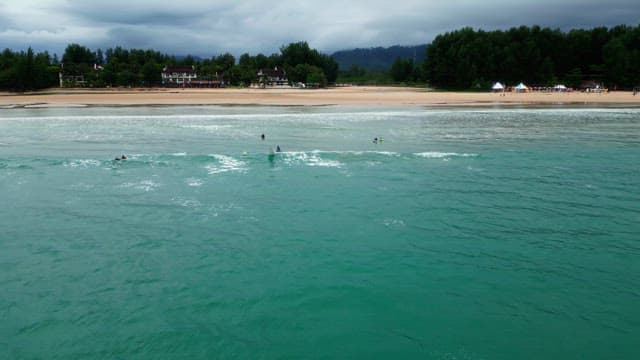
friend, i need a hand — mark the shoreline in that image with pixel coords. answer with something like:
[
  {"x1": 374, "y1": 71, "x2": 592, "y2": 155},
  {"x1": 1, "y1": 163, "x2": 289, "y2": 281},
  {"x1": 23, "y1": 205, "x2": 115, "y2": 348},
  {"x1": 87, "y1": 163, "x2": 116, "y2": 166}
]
[{"x1": 1, "y1": 86, "x2": 639, "y2": 109}]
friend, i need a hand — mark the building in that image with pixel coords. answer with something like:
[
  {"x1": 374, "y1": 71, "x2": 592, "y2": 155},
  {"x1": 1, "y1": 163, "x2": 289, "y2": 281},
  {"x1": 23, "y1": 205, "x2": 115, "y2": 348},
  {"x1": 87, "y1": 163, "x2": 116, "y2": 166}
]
[
  {"x1": 59, "y1": 63, "x2": 103, "y2": 87},
  {"x1": 580, "y1": 80, "x2": 605, "y2": 92},
  {"x1": 256, "y1": 67, "x2": 289, "y2": 88},
  {"x1": 161, "y1": 66, "x2": 197, "y2": 87}
]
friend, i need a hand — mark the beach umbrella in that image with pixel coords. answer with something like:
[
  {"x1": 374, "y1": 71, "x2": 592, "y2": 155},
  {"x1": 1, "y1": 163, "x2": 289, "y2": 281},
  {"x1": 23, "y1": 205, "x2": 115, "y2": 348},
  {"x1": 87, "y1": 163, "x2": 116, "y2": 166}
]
[
  {"x1": 554, "y1": 84, "x2": 567, "y2": 91},
  {"x1": 492, "y1": 82, "x2": 504, "y2": 91},
  {"x1": 515, "y1": 82, "x2": 528, "y2": 92}
]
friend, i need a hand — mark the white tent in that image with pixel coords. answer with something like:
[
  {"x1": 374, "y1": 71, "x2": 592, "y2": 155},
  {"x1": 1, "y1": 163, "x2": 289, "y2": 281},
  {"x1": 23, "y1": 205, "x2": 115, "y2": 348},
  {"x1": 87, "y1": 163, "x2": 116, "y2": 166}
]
[
  {"x1": 515, "y1": 82, "x2": 528, "y2": 92},
  {"x1": 554, "y1": 84, "x2": 567, "y2": 91},
  {"x1": 492, "y1": 82, "x2": 504, "y2": 91}
]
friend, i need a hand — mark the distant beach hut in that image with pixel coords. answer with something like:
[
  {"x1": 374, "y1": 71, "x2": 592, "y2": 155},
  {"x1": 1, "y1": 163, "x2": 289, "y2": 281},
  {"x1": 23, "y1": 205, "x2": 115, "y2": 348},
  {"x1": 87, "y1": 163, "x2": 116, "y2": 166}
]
[
  {"x1": 580, "y1": 80, "x2": 604, "y2": 92},
  {"x1": 553, "y1": 84, "x2": 567, "y2": 92},
  {"x1": 492, "y1": 82, "x2": 504, "y2": 92},
  {"x1": 515, "y1": 82, "x2": 528, "y2": 93}
]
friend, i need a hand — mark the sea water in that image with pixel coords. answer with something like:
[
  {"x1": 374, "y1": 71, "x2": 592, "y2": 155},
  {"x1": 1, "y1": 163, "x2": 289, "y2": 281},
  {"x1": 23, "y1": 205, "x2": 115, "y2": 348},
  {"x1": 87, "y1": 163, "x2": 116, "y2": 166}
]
[{"x1": 1, "y1": 105, "x2": 639, "y2": 359}]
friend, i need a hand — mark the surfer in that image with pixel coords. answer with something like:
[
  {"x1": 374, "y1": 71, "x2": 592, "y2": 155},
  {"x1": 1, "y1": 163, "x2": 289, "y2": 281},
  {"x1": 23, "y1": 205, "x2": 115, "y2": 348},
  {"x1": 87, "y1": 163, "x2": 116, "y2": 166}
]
[
  {"x1": 261, "y1": 133, "x2": 265, "y2": 140},
  {"x1": 115, "y1": 154, "x2": 127, "y2": 161},
  {"x1": 276, "y1": 145, "x2": 281, "y2": 152}
]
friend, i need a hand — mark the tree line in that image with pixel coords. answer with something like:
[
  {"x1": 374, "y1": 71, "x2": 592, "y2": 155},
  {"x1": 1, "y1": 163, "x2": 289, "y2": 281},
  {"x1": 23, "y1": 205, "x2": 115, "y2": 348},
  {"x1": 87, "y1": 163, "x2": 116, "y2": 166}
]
[
  {"x1": 0, "y1": 41, "x2": 338, "y2": 91},
  {"x1": 2, "y1": 25, "x2": 639, "y2": 91},
  {"x1": 422, "y1": 25, "x2": 640, "y2": 89}
]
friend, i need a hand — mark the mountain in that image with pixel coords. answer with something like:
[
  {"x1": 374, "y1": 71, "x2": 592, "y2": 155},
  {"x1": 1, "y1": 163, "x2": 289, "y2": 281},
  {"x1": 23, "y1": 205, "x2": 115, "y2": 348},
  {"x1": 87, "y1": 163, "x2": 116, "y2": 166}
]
[{"x1": 332, "y1": 45, "x2": 427, "y2": 71}]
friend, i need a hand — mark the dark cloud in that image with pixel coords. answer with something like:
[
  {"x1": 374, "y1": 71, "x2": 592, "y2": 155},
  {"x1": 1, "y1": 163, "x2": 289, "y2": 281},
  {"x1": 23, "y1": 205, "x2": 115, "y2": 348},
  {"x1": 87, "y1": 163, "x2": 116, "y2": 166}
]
[
  {"x1": 1, "y1": 0, "x2": 638, "y2": 57},
  {"x1": 65, "y1": 2, "x2": 217, "y2": 26}
]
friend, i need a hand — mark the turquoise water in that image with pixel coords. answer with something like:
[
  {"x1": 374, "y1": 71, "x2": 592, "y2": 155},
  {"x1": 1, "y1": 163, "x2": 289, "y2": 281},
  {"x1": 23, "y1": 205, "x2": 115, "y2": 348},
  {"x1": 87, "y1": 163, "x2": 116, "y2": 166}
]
[{"x1": 1, "y1": 105, "x2": 639, "y2": 359}]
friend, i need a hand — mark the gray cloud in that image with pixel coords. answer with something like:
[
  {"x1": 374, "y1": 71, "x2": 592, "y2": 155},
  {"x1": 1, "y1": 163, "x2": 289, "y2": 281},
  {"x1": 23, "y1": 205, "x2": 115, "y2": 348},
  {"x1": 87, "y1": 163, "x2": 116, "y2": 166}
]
[{"x1": 1, "y1": 0, "x2": 638, "y2": 58}]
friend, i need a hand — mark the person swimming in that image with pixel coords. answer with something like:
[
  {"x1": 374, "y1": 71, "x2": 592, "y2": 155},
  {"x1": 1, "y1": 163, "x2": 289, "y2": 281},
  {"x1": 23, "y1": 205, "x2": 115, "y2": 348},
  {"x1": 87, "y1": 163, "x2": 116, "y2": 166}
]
[
  {"x1": 276, "y1": 145, "x2": 281, "y2": 152},
  {"x1": 373, "y1": 137, "x2": 378, "y2": 144},
  {"x1": 115, "y1": 154, "x2": 127, "y2": 161},
  {"x1": 261, "y1": 133, "x2": 265, "y2": 140}
]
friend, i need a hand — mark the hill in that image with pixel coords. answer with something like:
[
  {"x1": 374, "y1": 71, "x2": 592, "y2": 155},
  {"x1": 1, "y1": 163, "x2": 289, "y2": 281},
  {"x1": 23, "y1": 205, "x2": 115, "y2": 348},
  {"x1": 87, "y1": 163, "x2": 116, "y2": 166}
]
[{"x1": 332, "y1": 45, "x2": 427, "y2": 71}]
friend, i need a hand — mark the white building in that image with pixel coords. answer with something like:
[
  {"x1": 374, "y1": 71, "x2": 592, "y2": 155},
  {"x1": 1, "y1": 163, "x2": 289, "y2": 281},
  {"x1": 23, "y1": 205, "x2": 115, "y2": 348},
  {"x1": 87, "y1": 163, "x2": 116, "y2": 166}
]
[{"x1": 162, "y1": 66, "x2": 197, "y2": 86}]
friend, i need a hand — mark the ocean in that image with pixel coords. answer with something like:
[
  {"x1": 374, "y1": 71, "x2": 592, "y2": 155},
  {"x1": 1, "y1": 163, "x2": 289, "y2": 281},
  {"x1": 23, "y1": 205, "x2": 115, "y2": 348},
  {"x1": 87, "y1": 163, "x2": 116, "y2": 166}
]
[{"x1": 1, "y1": 105, "x2": 639, "y2": 359}]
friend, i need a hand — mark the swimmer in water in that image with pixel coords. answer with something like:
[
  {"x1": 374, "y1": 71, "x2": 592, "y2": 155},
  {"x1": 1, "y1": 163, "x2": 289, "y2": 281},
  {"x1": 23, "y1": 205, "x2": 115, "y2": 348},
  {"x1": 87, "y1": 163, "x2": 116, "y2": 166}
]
[{"x1": 276, "y1": 145, "x2": 281, "y2": 152}]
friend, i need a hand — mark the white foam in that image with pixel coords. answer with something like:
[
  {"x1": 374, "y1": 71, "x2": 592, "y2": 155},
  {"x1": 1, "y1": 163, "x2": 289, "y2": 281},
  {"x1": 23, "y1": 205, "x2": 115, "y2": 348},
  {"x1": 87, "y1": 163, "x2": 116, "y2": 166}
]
[
  {"x1": 310, "y1": 150, "x2": 399, "y2": 156},
  {"x1": 172, "y1": 152, "x2": 187, "y2": 157},
  {"x1": 182, "y1": 124, "x2": 234, "y2": 131},
  {"x1": 173, "y1": 198, "x2": 201, "y2": 208},
  {"x1": 282, "y1": 152, "x2": 344, "y2": 168},
  {"x1": 120, "y1": 179, "x2": 159, "y2": 192},
  {"x1": 186, "y1": 177, "x2": 204, "y2": 187},
  {"x1": 63, "y1": 159, "x2": 101, "y2": 168},
  {"x1": 205, "y1": 154, "x2": 247, "y2": 174},
  {"x1": 414, "y1": 152, "x2": 478, "y2": 158},
  {"x1": 383, "y1": 218, "x2": 406, "y2": 227}
]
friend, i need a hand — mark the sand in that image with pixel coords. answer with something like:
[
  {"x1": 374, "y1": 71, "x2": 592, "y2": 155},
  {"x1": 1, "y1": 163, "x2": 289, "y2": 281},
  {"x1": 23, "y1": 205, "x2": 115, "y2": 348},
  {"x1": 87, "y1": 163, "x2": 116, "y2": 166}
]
[{"x1": 1, "y1": 87, "x2": 639, "y2": 108}]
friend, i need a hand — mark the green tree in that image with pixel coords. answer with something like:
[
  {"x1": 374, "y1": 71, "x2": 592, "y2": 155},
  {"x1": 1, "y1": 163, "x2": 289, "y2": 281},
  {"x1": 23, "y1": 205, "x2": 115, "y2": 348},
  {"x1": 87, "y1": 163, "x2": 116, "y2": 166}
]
[
  {"x1": 280, "y1": 42, "x2": 338, "y2": 84},
  {"x1": 306, "y1": 66, "x2": 327, "y2": 87},
  {"x1": 390, "y1": 58, "x2": 414, "y2": 82},
  {"x1": 141, "y1": 61, "x2": 161, "y2": 86},
  {"x1": 62, "y1": 43, "x2": 95, "y2": 65}
]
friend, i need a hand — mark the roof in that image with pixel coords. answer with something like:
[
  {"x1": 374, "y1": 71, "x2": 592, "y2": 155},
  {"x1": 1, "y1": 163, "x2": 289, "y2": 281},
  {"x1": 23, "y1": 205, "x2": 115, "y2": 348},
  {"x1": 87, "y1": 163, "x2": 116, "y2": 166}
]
[
  {"x1": 163, "y1": 66, "x2": 196, "y2": 74},
  {"x1": 258, "y1": 67, "x2": 286, "y2": 77},
  {"x1": 580, "y1": 80, "x2": 601, "y2": 89}
]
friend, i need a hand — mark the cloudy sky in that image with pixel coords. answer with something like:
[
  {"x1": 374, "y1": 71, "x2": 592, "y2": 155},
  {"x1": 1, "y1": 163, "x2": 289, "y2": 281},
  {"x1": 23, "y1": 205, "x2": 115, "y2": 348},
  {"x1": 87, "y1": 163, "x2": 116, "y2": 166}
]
[{"x1": 1, "y1": 0, "x2": 638, "y2": 57}]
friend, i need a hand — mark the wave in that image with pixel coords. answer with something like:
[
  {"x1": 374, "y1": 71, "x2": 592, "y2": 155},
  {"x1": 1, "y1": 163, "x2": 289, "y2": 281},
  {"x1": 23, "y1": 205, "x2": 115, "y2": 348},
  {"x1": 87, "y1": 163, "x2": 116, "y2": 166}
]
[
  {"x1": 119, "y1": 179, "x2": 160, "y2": 192},
  {"x1": 0, "y1": 109, "x2": 433, "y2": 123},
  {"x1": 280, "y1": 151, "x2": 344, "y2": 168},
  {"x1": 63, "y1": 159, "x2": 102, "y2": 168},
  {"x1": 185, "y1": 177, "x2": 204, "y2": 187},
  {"x1": 414, "y1": 152, "x2": 478, "y2": 159},
  {"x1": 0, "y1": 150, "x2": 480, "y2": 175},
  {"x1": 205, "y1": 154, "x2": 248, "y2": 174}
]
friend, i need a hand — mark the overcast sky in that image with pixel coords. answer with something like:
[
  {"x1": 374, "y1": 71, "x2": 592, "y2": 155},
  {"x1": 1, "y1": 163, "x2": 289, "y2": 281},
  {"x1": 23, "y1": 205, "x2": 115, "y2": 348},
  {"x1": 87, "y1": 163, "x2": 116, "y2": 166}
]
[{"x1": 1, "y1": 0, "x2": 639, "y2": 58}]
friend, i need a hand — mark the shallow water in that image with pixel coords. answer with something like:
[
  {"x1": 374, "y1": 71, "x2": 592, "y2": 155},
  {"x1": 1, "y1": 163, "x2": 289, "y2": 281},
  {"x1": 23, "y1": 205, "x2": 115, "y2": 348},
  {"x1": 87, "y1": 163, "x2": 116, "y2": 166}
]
[{"x1": 1, "y1": 105, "x2": 639, "y2": 359}]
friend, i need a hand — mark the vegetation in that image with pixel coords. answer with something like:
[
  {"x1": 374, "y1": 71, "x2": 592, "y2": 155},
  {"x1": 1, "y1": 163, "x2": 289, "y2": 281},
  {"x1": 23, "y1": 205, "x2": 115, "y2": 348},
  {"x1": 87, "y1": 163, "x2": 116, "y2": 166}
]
[
  {"x1": 335, "y1": 65, "x2": 391, "y2": 85},
  {"x1": 0, "y1": 48, "x2": 58, "y2": 91},
  {"x1": 332, "y1": 45, "x2": 427, "y2": 71},
  {"x1": 424, "y1": 25, "x2": 640, "y2": 89},
  {"x1": 2, "y1": 25, "x2": 639, "y2": 91},
  {"x1": 0, "y1": 41, "x2": 338, "y2": 91}
]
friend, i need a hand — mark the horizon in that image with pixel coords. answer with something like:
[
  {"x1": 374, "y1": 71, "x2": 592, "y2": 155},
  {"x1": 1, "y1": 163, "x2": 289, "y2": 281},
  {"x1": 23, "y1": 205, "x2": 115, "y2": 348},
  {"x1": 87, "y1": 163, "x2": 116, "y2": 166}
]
[{"x1": 2, "y1": 0, "x2": 639, "y2": 59}]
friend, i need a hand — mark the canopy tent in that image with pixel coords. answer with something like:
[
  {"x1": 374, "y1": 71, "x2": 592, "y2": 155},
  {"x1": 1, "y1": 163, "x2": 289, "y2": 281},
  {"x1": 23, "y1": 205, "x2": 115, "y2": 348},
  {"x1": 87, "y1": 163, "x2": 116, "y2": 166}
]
[
  {"x1": 554, "y1": 84, "x2": 567, "y2": 91},
  {"x1": 492, "y1": 82, "x2": 504, "y2": 91},
  {"x1": 515, "y1": 82, "x2": 528, "y2": 92}
]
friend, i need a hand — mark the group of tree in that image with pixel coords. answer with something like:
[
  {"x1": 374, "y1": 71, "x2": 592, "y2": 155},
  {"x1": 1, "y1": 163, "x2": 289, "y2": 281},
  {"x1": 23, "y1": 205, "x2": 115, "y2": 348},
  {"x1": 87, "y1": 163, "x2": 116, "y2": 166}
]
[
  {"x1": 3, "y1": 25, "x2": 640, "y2": 91},
  {"x1": 336, "y1": 64, "x2": 394, "y2": 85},
  {"x1": 332, "y1": 45, "x2": 426, "y2": 71},
  {"x1": 424, "y1": 25, "x2": 640, "y2": 89},
  {"x1": 0, "y1": 48, "x2": 59, "y2": 91},
  {"x1": 0, "y1": 41, "x2": 338, "y2": 91}
]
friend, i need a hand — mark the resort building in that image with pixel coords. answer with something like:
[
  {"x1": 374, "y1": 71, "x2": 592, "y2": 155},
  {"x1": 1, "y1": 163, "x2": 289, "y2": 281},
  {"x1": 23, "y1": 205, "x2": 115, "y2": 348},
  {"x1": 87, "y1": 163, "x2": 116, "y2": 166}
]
[
  {"x1": 256, "y1": 67, "x2": 289, "y2": 88},
  {"x1": 580, "y1": 80, "x2": 606, "y2": 92},
  {"x1": 59, "y1": 63, "x2": 103, "y2": 87},
  {"x1": 161, "y1": 66, "x2": 198, "y2": 87}
]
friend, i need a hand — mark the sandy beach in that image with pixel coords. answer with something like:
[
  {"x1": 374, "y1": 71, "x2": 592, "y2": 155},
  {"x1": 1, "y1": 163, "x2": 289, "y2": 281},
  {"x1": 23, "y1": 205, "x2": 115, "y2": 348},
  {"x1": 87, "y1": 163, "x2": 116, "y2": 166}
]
[{"x1": 1, "y1": 86, "x2": 639, "y2": 108}]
